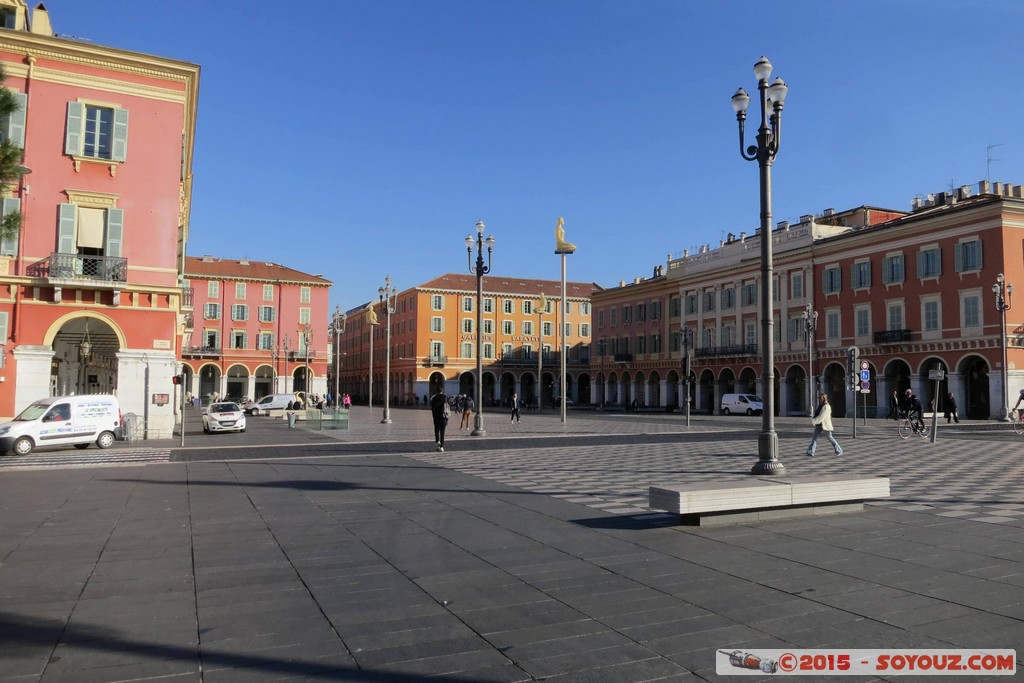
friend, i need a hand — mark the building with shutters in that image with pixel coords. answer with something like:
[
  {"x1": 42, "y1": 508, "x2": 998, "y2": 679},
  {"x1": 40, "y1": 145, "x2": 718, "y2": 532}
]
[
  {"x1": 0, "y1": 1, "x2": 200, "y2": 437},
  {"x1": 181, "y1": 256, "x2": 332, "y2": 403},
  {"x1": 337, "y1": 273, "x2": 601, "y2": 408},
  {"x1": 592, "y1": 180, "x2": 1024, "y2": 420}
]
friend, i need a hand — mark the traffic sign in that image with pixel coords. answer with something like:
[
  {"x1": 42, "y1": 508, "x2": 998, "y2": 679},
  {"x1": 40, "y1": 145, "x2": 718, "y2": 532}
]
[
  {"x1": 928, "y1": 369, "x2": 946, "y2": 381},
  {"x1": 860, "y1": 370, "x2": 870, "y2": 381},
  {"x1": 860, "y1": 380, "x2": 871, "y2": 391},
  {"x1": 860, "y1": 361, "x2": 869, "y2": 371}
]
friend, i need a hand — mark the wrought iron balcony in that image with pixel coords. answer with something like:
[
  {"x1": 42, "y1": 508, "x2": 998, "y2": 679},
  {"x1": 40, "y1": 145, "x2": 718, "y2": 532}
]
[
  {"x1": 424, "y1": 355, "x2": 447, "y2": 366},
  {"x1": 47, "y1": 252, "x2": 127, "y2": 283},
  {"x1": 874, "y1": 329, "x2": 913, "y2": 344},
  {"x1": 694, "y1": 343, "x2": 758, "y2": 358},
  {"x1": 182, "y1": 346, "x2": 222, "y2": 358}
]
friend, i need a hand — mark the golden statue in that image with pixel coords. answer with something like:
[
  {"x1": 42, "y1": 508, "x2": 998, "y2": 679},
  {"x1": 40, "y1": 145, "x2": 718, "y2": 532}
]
[
  {"x1": 364, "y1": 306, "x2": 378, "y2": 325},
  {"x1": 555, "y1": 216, "x2": 576, "y2": 254},
  {"x1": 537, "y1": 292, "x2": 548, "y2": 313}
]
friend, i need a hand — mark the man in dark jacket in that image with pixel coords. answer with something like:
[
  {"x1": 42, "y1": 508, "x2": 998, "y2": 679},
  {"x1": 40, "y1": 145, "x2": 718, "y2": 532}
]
[
  {"x1": 429, "y1": 387, "x2": 450, "y2": 452},
  {"x1": 904, "y1": 389, "x2": 924, "y2": 432}
]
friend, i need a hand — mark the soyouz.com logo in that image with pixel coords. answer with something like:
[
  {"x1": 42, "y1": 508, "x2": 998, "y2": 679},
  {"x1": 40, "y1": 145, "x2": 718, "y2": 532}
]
[{"x1": 716, "y1": 649, "x2": 1016, "y2": 676}]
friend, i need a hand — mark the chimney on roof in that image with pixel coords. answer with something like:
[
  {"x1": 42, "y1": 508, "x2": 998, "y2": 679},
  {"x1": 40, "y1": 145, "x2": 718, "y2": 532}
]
[
  {"x1": 800, "y1": 214, "x2": 814, "y2": 224},
  {"x1": 979, "y1": 180, "x2": 992, "y2": 194},
  {"x1": 201, "y1": 255, "x2": 214, "y2": 262},
  {"x1": 239, "y1": 259, "x2": 249, "y2": 265},
  {"x1": 31, "y1": 4, "x2": 53, "y2": 36},
  {"x1": 777, "y1": 220, "x2": 789, "y2": 230},
  {"x1": 822, "y1": 208, "x2": 835, "y2": 217}
]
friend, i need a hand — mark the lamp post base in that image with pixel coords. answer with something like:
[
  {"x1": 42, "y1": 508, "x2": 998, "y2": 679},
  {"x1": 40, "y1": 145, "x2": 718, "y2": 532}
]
[
  {"x1": 381, "y1": 409, "x2": 391, "y2": 424},
  {"x1": 751, "y1": 431, "x2": 786, "y2": 475},
  {"x1": 471, "y1": 413, "x2": 486, "y2": 437}
]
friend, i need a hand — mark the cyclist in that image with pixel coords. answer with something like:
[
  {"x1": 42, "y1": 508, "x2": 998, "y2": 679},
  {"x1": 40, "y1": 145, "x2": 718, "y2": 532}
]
[
  {"x1": 904, "y1": 389, "x2": 925, "y2": 433},
  {"x1": 1013, "y1": 389, "x2": 1024, "y2": 418}
]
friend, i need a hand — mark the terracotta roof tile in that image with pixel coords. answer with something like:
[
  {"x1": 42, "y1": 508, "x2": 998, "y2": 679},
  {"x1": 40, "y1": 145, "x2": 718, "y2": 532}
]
[
  {"x1": 185, "y1": 256, "x2": 332, "y2": 285},
  {"x1": 418, "y1": 273, "x2": 602, "y2": 298}
]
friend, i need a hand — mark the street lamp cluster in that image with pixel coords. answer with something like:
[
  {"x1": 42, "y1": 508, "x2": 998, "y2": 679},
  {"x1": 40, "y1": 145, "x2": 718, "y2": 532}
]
[
  {"x1": 993, "y1": 273, "x2": 1013, "y2": 421},
  {"x1": 803, "y1": 303, "x2": 818, "y2": 412},
  {"x1": 378, "y1": 277, "x2": 397, "y2": 424},
  {"x1": 330, "y1": 306, "x2": 346, "y2": 408},
  {"x1": 732, "y1": 55, "x2": 788, "y2": 475},
  {"x1": 466, "y1": 220, "x2": 495, "y2": 436}
]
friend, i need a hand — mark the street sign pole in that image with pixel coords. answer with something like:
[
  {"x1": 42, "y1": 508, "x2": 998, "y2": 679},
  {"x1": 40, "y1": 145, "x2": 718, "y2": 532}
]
[{"x1": 929, "y1": 367, "x2": 946, "y2": 444}]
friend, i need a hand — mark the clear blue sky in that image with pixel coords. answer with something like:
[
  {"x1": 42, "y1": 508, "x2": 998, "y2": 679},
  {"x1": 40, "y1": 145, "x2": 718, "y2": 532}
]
[{"x1": 53, "y1": 0, "x2": 1024, "y2": 317}]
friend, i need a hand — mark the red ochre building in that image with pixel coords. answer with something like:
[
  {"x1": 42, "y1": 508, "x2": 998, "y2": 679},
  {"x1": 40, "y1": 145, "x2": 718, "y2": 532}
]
[
  {"x1": 181, "y1": 256, "x2": 331, "y2": 403},
  {"x1": 591, "y1": 180, "x2": 1024, "y2": 420},
  {"x1": 0, "y1": 1, "x2": 199, "y2": 436},
  {"x1": 337, "y1": 273, "x2": 600, "y2": 409}
]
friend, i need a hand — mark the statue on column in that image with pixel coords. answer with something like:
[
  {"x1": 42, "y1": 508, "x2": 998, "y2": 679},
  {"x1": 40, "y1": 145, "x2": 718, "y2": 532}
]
[{"x1": 555, "y1": 217, "x2": 576, "y2": 254}]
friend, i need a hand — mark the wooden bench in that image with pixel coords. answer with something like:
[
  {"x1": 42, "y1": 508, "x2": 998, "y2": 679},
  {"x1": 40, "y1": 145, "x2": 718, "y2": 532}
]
[{"x1": 649, "y1": 475, "x2": 890, "y2": 526}]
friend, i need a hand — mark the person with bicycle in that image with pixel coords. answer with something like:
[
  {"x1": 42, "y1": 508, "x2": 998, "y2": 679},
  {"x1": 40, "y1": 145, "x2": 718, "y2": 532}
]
[
  {"x1": 1012, "y1": 389, "x2": 1024, "y2": 418},
  {"x1": 904, "y1": 389, "x2": 925, "y2": 433}
]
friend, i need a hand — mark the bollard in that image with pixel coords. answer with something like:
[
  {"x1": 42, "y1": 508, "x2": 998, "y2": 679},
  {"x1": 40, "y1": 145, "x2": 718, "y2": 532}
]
[{"x1": 287, "y1": 412, "x2": 297, "y2": 428}]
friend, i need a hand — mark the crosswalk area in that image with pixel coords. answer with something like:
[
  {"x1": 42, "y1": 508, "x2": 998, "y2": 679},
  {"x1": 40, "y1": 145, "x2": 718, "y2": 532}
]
[
  {"x1": 410, "y1": 432, "x2": 1024, "y2": 526},
  {"x1": 0, "y1": 448, "x2": 172, "y2": 470}
]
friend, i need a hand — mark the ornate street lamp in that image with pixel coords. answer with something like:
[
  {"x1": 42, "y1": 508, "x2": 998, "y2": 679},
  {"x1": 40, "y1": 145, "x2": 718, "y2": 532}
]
[
  {"x1": 732, "y1": 55, "x2": 788, "y2": 475},
  {"x1": 536, "y1": 292, "x2": 548, "y2": 409},
  {"x1": 79, "y1": 320, "x2": 92, "y2": 393},
  {"x1": 377, "y1": 277, "x2": 397, "y2": 423},
  {"x1": 301, "y1": 324, "x2": 312, "y2": 400},
  {"x1": 682, "y1": 326, "x2": 693, "y2": 427},
  {"x1": 803, "y1": 303, "x2": 818, "y2": 413},
  {"x1": 330, "y1": 306, "x2": 347, "y2": 409},
  {"x1": 993, "y1": 273, "x2": 1013, "y2": 421},
  {"x1": 282, "y1": 334, "x2": 291, "y2": 394},
  {"x1": 466, "y1": 220, "x2": 494, "y2": 436}
]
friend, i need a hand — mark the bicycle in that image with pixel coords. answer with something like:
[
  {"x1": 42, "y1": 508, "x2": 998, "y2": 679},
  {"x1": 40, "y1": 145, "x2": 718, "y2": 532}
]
[
  {"x1": 896, "y1": 410, "x2": 929, "y2": 439},
  {"x1": 1011, "y1": 409, "x2": 1024, "y2": 435}
]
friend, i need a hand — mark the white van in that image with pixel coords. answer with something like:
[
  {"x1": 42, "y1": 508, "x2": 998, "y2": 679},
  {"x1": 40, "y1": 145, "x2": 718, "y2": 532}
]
[
  {"x1": 246, "y1": 394, "x2": 296, "y2": 415},
  {"x1": 720, "y1": 393, "x2": 764, "y2": 416},
  {"x1": 0, "y1": 395, "x2": 122, "y2": 455}
]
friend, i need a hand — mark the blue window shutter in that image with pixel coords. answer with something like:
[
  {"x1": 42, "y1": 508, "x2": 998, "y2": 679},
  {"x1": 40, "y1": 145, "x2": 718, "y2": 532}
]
[
  {"x1": 5, "y1": 92, "x2": 26, "y2": 148},
  {"x1": 935, "y1": 248, "x2": 942, "y2": 276},
  {"x1": 58, "y1": 203, "x2": 76, "y2": 253},
  {"x1": 64, "y1": 102, "x2": 83, "y2": 155},
  {"x1": 111, "y1": 108, "x2": 128, "y2": 161},
  {"x1": 954, "y1": 243, "x2": 963, "y2": 272},
  {"x1": 105, "y1": 208, "x2": 124, "y2": 257},
  {"x1": 0, "y1": 197, "x2": 20, "y2": 255}
]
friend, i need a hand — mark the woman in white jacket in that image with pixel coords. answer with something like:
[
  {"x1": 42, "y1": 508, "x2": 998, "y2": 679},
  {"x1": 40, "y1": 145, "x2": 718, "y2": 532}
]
[{"x1": 807, "y1": 393, "x2": 843, "y2": 457}]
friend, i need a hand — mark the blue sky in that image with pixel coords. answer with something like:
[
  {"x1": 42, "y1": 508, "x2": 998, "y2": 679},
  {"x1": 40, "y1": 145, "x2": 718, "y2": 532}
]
[{"x1": 53, "y1": 0, "x2": 1024, "y2": 316}]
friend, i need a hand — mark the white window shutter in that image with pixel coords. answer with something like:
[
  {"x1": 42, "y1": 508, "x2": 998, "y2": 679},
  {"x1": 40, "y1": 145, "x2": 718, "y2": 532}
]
[
  {"x1": 64, "y1": 102, "x2": 84, "y2": 156},
  {"x1": 0, "y1": 197, "x2": 20, "y2": 255},
  {"x1": 58, "y1": 203, "x2": 76, "y2": 253},
  {"x1": 112, "y1": 108, "x2": 129, "y2": 161},
  {"x1": 105, "y1": 208, "x2": 124, "y2": 257},
  {"x1": 4, "y1": 92, "x2": 26, "y2": 148}
]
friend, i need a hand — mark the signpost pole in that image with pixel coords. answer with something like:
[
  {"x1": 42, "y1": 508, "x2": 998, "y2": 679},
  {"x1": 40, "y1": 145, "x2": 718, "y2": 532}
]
[{"x1": 929, "y1": 366, "x2": 945, "y2": 444}]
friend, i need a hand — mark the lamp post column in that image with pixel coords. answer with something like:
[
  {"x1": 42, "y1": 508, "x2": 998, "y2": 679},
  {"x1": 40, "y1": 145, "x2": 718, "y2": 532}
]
[
  {"x1": 803, "y1": 303, "x2": 818, "y2": 413},
  {"x1": 993, "y1": 273, "x2": 1013, "y2": 421},
  {"x1": 282, "y1": 335, "x2": 291, "y2": 395},
  {"x1": 733, "y1": 56, "x2": 788, "y2": 475},
  {"x1": 332, "y1": 306, "x2": 346, "y2": 409},
  {"x1": 466, "y1": 220, "x2": 494, "y2": 436},
  {"x1": 378, "y1": 278, "x2": 396, "y2": 424}
]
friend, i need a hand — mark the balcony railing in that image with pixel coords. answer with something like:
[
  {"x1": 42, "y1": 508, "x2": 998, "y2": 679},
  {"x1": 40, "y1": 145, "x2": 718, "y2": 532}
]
[
  {"x1": 182, "y1": 346, "x2": 222, "y2": 358},
  {"x1": 48, "y1": 252, "x2": 127, "y2": 283},
  {"x1": 181, "y1": 287, "x2": 193, "y2": 309},
  {"x1": 695, "y1": 343, "x2": 758, "y2": 358},
  {"x1": 424, "y1": 355, "x2": 448, "y2": 366},
  {"x1": 874, "y1": 329, "x2": 912, "y2": 344}
]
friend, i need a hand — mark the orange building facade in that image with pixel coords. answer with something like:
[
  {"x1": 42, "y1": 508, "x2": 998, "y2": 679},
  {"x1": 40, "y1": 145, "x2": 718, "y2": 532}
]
[
  {"x1": 0, "y1": 2, "x2": 199, "y2": 436},
  {"x1": 338, "y1": 273, "x2": 600, "y2": 409},
  {"x1": 593, "y1": 181, "x2": 1024, "y2": 420},
  {"x1": 181, "y1": 256, "x2": 332, "y2": 403}
]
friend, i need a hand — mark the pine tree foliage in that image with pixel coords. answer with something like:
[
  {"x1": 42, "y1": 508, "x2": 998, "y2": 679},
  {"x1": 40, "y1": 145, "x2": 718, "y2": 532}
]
[{"x1": 0, "y1": 65, "x2": 25, "y2": 240}]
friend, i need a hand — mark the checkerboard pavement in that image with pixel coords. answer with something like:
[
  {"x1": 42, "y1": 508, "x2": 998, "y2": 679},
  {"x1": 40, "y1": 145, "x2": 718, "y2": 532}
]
[{"x1": 410, "y1": 423, "x2": 1024, "y2": 526}]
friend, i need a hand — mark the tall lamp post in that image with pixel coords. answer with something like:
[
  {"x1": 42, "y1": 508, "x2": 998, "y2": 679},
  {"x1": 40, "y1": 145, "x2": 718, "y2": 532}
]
[
  {"x1": 301, "y1": 324, "x2": 312, "y2": 401},
  {"x1": 536, "y1": 293, "x2": 548, "y2": 408},
  {"x1": 802, "y1": 303, "x2": 818, "y2": 413},
  {"x1": 466, "y1": 220, "x2": 494, "y2": 436},
  {"x1": 270, "y1": 347, "x2": 278, "y2": 394},
  {"x1": 282, "y1": 334, "x2": 291, "y2": 394},
  {"x1": 993, "y1": 273, "x2": 1013, "y2": 421},
  {"x1": 732, "y1": 55, "x2": 789, "y2": 475},
  {"x1": 682, "y1": 326, "x2": 693, "y2": 427},
  {"x1": 330, "y1": 306, "x2": 347, "y2": 408},
  {"x1": 378, "y1": 277, "x2": 397, "y2": 423}
]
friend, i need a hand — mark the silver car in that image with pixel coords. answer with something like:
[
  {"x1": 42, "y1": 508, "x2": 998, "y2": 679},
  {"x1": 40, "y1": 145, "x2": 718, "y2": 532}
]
[{"x1": 202, "y1": 402, "x2": 247, "y2": 434}]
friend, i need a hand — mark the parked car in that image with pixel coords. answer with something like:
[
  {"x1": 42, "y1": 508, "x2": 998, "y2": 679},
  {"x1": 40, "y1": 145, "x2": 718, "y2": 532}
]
[
  {"x1": 203, "y1": 402, "x2": 247, "y2": 433},
  {"x1": 720, "y1": 393, "x2": 764, "y2": 416},
  {"x1": 0, "y1": 394, "x2": 122, "y2": 456}
]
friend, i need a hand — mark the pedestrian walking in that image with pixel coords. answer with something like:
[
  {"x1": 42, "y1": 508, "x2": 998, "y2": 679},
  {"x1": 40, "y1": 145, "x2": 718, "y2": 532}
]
[
  {"x1": 510, "y1": 392, "x2": 521, "y2": 423},
  {"x1": 460, "y1": 394, "x2": 475, "y2": 429},
  {"x1": 889, "y1": 389, "x2": 901, "y2": 421},
  {"x1": 943, "y1": 392, "x2": 960, "y2": 423},
  {"x1": 806, "y1": 393, "x2": 843, "y2": 457},
  {"x1": 429, "y1": 387, "x2": 450, "y2": 452}
]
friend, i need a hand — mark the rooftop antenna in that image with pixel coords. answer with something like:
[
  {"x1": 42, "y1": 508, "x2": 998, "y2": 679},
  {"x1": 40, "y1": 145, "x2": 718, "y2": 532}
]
[{"x1": 987, "y1": 143, "x2": 1002, "y2": 181}]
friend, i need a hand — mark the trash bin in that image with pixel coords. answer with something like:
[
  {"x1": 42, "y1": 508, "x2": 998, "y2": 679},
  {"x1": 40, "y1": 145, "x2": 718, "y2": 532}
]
[
  {"x1": 123, "y1": 413, "x2": 139, "y2": 442},
  {"x1": 287, "y1": 412, "x2": 298, "y2": 428}
]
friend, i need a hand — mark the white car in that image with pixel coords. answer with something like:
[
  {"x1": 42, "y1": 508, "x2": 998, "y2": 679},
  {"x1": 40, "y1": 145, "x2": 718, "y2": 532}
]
[{"x1": 202, "y1": 402, "x2": 247, "y2": 434}]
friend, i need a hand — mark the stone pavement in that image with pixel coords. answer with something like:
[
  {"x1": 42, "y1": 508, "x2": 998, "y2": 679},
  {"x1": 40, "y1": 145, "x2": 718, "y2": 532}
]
[{"x1": 0, "y1": 409, "x2": 1022, "y2": 681}]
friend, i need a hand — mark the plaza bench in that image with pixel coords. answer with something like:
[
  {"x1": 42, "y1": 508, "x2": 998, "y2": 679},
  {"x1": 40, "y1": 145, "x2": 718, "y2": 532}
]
[{"x1": 649, "y1": 475, "x2": 890, "y2": 526}]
